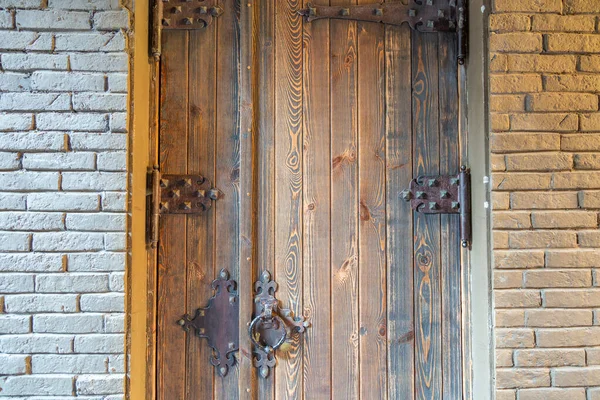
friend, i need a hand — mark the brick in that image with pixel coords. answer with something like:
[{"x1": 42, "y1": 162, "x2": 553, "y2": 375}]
[
  {"x1": 109, "y1": 272, "x2": 124, "y2": 291},
  {"x1": 65, "y1": 213, "x2": 125, "y2": 231},
  {"x1": 76, "y1": 374, "x2": 123, "y2": 395},
  {"x1": 496, "y1": 309, "x2": 525, "y2": 327},
  {"x1": 0, "y1": 31, "x2": 52, "y2": 51},
  {"x1": 0, "y1": 375, "x2": 74, "y2": 395},
  {"x1": 525, "y1": 269, "x2": 591, "y2": 288},
  {"x1": 55, "y1": 32, "x2": 125, "y2": 52},
  {"x1": 497, "y1": 350, "x2": 513, "y2": 367},
  {"x1": 579, "y1": 191, "x2": 600, "y2": 208},
  {"x1": 0, "y1": 152, "x2": 20, "y2": 170},
  {"x1": 547, "y1": 34, "x2": 600, "y2": 53},
  {"x1": 490, "y1": 74, "x2": 542, "y2": 94},
  {"x1": 80, "y1": 293, "x2": 124, "y2": 312},
  {"x1": 0, "y1": 72, "x2": 29, "y2": 92},
  {"x1": 37, "y1": 112, "x2": 108, "y2": 131},
  {"x1": 496, "y1": 328, "x2": 535, "y2": 348},
  {"x1": 62, "y1": 172, "x2": 126, "y2": 191},
  {"x1": 564, "y1": 0, "x2": 600, "y2": 13},
  {"x1": 105, "y1": 233, "x2": 126, "y2": 251},
  {"x1": 496, "y1": 368, "x2": 550, "y2": 389},
  {"x1": 554, "y1": 172, "x2": 600, "y2": 189},
  {"x1": 526, "y1": 309, "x2": 592, "y2": 327},
  {"x1": 0, "y1": 315, "x2": 30, "y2": 334},
  {"x1": 0, "y1": 193, "x2": 26, "y2": 210},
  {"x1": 532, "y1": 15, "x2": 595, "y2": 32},
  {"x1": 28, "y1": 193, "x2": 100, "y2": 211},
  {"x1": 545, "y1": 250, "x2": 600, "y2": 268},
  {"x1": 1, "y1": 54, "x2": 68, "y2": 72},
  {"x1": 36, "y1": 273, "x2": 108, "y2": 293},
  {"x1": 509, "y1": 231, "x2": 575, "y2": 249},
  {"x1": 544, "y1": 289, "x2": 600, "y2": 307},
  {"x1": 578, "y1": 231, "x2": 600, "y2": 247},
  {"x1": 107, "y1": 73, "x2": 127, "y2": 92},
  {"x1": 505, "y1": 153, "x2": 572, "y2": 171},
  {"x1": 74, "y1": 93, "x2": 127, "y2": 111},
  {"x1": 32, "y1": 232, "x2": 104, "y2": 251},
  {"x1": 34, "y1": 313, "x2": 104, "y2": 333},
  {"x1": 490, "y1": 53, "x2": 508, "y2": 72},
  {"x1": 510, "y1": 55, "x2": 577, "y2": 74},
  {"x1": 105, "y1": 313, "x2": 124, "y2": 332},
  {"x1": 108, "y1": 354, "x2": 124, "y2": 373},
  {"x1": 0, "y1": 171, "x2": 59, "y2": 191},
  {"x1": 69, "y1": 133, "x2": 127, "y2": 150},
  {"x1": 31, "y1": 71, "x2": 105, "y2": 92},
  {"x1": 580, "y1": 113, "x2": 600, "y2": 132},
  {"x1": 492, "y1": 192, "x2": 510, "y2": 210},
  {"x1": 519, "y1": 388, "x2": 585, "y2": 400},
  {"x1": 0, "y1": 354, "x2": 29, "y2": 375},
  {"x1": 0, "y1": 273, "x2": 34, "y2": 293},
  {"x1": 0, "y1": 93, "x2": 71, "y2": 112},
  {"x1": 574, "y1": 154, "x2": 600, "y2": 170},
  {"x1": 489, "y1": 14, "x2": 530, "y2": 31},
  {"x1": 528, "y1": 93, "x2": 597, "y2": 112},
  {"x1": 545, "y1": 75, "x2": 600, "y2": 92},
  {"x1": 0, "y1": 132, "x2": 67, "y2": 151},
  {"x1": 49, "y1": 0, "x2": 118, "y2": 9},
  {"x1": 588, "y1": 348, "x2": 600, "y2": 365},
  {"x1": 495, "y1": 271, "x2": 523, "y2": 289},
  {"x1": 0, "y1": 334, "x2": 73, "y2": 353},
  {"x1": 495, "y1": 290, "x2": 541, "y2": 308},
  {"x1": 537, "y1": 328, "x2": 600, "y2": 347},
  {"x1": 531, "y1": 211, "x2": 597, "y2": 229},
  {"x1": 580, "y1": 55, "x2": 600, "y2": 72},
  {"x1": 491, "y1": 133, "x2": 560, "y2": 153},
  {"x1": 494, "y1": 250, "x2": 545, "y2": 269},
  {"x1": 490, "y1": 33, "x2": 542, "y2": 53},
  {"x1": 492, "y1": 114, "x2": 510, "y2": 132},
  {"x1": 110, "y1": 112, "x2": 127, "y2": 132},
  {"x1": 494, "y1": 231, "x2": 509, "y2": 249},
  {"x1": 521, "y1": 195, "x2": 556, "y2": 217},
  {"x1": 553, "y1": 367, "x2": 600, "y2": 387},
  {"x1": 23, "y1": 152, "x2": 95, "y2": 171},
  {"x1": 0, "y1": 232, "x2": 31, "y2": 251},
  {"x1": 74, "y1": 334, "x2": 124, "y2": 353},
  {"x1": 563, "y1": 135, "x2": 600, "y2": 152},
  {"x1": 67, "y1": 252, "x2": 125, "y2": 272},
  {"x1": 511, "y1": 113, "x2": 578, "y2": 132},
  {"x1": 16, "y1": 10, "x2": 91, "y2": 29},
  {"x1": 0, "y1": 113, "x2": 33, "y2": 131},
  {"x1": 97, "y1": 152, "x2": 126, "y2": 171},
  {"x1": 494, "y1": 0, "x2": 561, "y2": 12},
  {"x1": 93, "y1": 10, "x2": 129, "y2": 30},
  {"x1": 4, "y1": 294, "x2": 77, "y2": 313},
  {"x1": 0, "y1": 253, "x2": 63, "y2": 273},
  {"x1": 496, "y1": 390, "x2": 515, "y2": 400},
  {"x1": 491, "y1": 154, "x2": 506, "y2": 171},
  {"x1": 493, "y1": 173, "x2": 552, "y2": 191},
  {"x1": 493, "y1": 212, "x2": 531, "y2": 229},
  {"x1": 0, "y1": 212, "x2": 63, "y2": 231},
  {"x1": 32, "y1": 354, "x2": 107, "y2": 374},
  {"x1": 71, "y1": 53, "x2": 128, "y2": 73},
  {"x1": 490, "y1": 95, "x2": 525, "y2": 113},
  {"x1": 515, "y1": 349, "x2": 585, "y2": 367}
]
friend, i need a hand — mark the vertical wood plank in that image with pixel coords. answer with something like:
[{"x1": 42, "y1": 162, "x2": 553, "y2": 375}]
[
  {"x1": 274, "y1": 0, "x2": 304, "y2": 397},
  {"x1": 385, "y1": 22, "x2": 415, "y2": 400},
  {"x1": 157, "y1": 30, "x2": 188, "y2": 400},
  {"x1": 439, "y1": 31, "x2": 462, "y2": 400},
  {"x1": 357, "y1": 10, "x2": 387, "y2": 399},
  {"x1": 215, "y1": 0, "x2": 241, "y2": 396},
  {"x1": 301, "y1": 0, "x2": 331, "y2": 396},
  {"x1": 186, "y1": 26, "x2": 217, "y2": 400},
  {"x1": 412, "y1": 30, "x2": 442, "y2": 400},
  {"x1": 255, "y1": 0, "x2": 276, "y2": 397},
  {"x1": 329, "y1": 0, "x2": 359, "y2": 397}
]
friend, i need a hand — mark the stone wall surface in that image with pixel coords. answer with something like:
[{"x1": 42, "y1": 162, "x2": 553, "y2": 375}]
[
  {"x1": 490, "y1": 0, "x2": 600, "y2": 399},
  {"x1": 0, "y1": 0, "x2": 129, "y2": 397}
]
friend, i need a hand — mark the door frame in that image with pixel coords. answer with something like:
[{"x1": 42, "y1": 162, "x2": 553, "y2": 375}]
[{"x1": 127, "y1": 0, "x2": 493, "y2": 398}]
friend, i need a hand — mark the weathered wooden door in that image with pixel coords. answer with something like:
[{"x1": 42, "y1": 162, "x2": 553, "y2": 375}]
[{"x1": 155, "y1": 0, "x2": 467, "y2": 398}]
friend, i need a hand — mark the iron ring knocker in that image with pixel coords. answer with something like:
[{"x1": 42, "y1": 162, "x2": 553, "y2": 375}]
[{"x1": 248, "y1": 312, "x2": 287, "y2": 354}]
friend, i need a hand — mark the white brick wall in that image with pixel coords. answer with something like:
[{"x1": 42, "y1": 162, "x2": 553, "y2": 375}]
[{"x1": 0, "y1": 0, "x2": 128, "y2": 397}]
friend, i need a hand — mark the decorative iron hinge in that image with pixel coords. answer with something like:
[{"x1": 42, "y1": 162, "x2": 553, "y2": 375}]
[
  {"x1": 151, "y1": 0, "x2": 224, "y2": 58},
  {"x1": 402, "y1": 166, "x2": 471, "y2": 247},
  {"x1": 145, "y1": 168, "x2": 221, "y2": 248},
  {"x1": 299, "y1": 0, "x2": 467, "y2": 64}
]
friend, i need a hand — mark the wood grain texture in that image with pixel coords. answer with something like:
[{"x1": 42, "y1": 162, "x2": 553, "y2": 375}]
[
  {"x1": 157, "y1": 30, "x2": 188, "y2": 400},
  {"x1": 329, "y1": 0, "x2": 359, "y2": 397},
  {"x1": 439, "y1": 31, "x2": 463, "y2": 400},
  {"x1": 412, "y1": 30, "x2": 442, "y2": 400},
  {"x1": 215, "y1": 1, "x2": 241, "y2": 396},
  {"x1": 274, "y1": 0, "x2": 304, "y2": 398},
  {"x1": 357, "y1": 8, "x2": 388, "y2": 399},
  {"x1": 385, "y1": 22, "x2": 415, "y2": 400},
  {"x1": 301, "y1": 0, "x2": 331, "y2": 396}
]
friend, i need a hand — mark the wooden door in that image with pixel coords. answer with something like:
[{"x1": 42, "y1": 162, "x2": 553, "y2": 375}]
[{"x1": 155, "y1": 0, "x2": 465, "y2": 399}]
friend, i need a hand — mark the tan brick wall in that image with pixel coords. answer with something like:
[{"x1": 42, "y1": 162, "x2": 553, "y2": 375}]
[{"x1": 490, "y1": 0, "x2": 600, "y2": 398}]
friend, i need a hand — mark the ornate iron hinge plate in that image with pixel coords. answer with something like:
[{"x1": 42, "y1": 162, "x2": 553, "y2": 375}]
[
  {"x1": 402, "y1": 166, "x2": 471, "y2": 247},
  {"x1": 299, "y1": 0, "x2": 467, "y2": 64},
  {"x1": 178, "y1": 269, "x2": 239, "y2": 377},
  {"x1": 158, "y1": 173, "x2": 221, "y2": 214}
]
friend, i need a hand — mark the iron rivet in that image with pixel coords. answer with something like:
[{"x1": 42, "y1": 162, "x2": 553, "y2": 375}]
[
  {"x1": 182, "y1": 201, "x2": 192, "y2": 209},
  {"x1": 172, "y1": 6, "x2": 182, "y2": 13},
  {"x1": 451, "y1": 201, "x2": 460, "y2": 210},
  {"x1": 440, "y1": 190, "x2": 449, "y2": 198},
  {"x1": 229, "y1": 342, "x2": 235, "y2": 349},
  {"x1": 195, "y1": 190, "x2": 206, "y2": 197},
  {"x1": 416, "y1": 191, "x2": 426, "y2": 199},
  {"x1": 429, "y1": 202, "x2": 439, "y2": 210},
  {"x1": 159, "y1": 202, "x2": 169, "y2": 211},
  {"x1": 438, "y1": 10, "x2": 444, "y2": 18},
  {"x1": 450, "y1": 177, "x2": 460, "y2": 186},
  {"x1": 161, "y1": 18, "x2": 171, "y2": 25},
  {"x1": 401, "y1": 190, "x2": 412, "y2": 201},
  {"x1": 210, "y1": 6, "x2": 223, "y2": 16},
  {"x1": 177, "y1": 319, "x2": 185, "y2": 326},
  {"x1": 197, "y1": 5, "x2": 207, "y2": 14},
  {"x1": 449, "y1": 0, "x2": 456, "y2": 6},
  {"x1": 374, "y1": 8, "x2": 383, "y2": 16},
  {"x1": 427, "y1": 0, "x2": 433, "y2": 5},
  {"x1": 428, "y1": 179, "x2": 437, "y2": 187},
  {"x1": 449, "y1": 21, "x2": 456, "y2": 29},
  {"x1": 183, "y1": 17, "x2": 194, "y2": 25},
  {"x1": 160, "y1": 178, "x2": 169, "y2": 187},
  {"x1": 170, "y1": 189, "x2": 180, "y2": 198},
  {"x1": 198, "y1": 328, "x2": 206, "y2": 334},
  {"x1": 408, "y1": 9, "x2": 416, "y2": 17},
  {"x1": 340, "y1": 7, "x2": 349, "y2": 16},
  {"x1": 427, "y1": 20, "x2": 434, "y2": 28},
  {"x1": 309, "y1": 6, "x2": 317, "y2": 16},
  {"x1": 462, "y1": 240, "x2": 468, "y2": 248}
]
